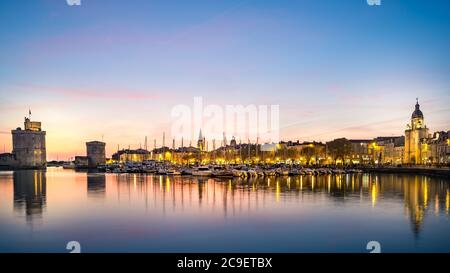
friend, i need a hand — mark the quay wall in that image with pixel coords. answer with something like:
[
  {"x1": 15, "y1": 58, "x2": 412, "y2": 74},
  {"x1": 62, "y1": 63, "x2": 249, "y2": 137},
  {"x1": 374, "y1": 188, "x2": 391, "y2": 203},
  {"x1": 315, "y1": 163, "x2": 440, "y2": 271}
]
[{"x1": 360, "y1": 166, "x2": 450, "y2": 178}]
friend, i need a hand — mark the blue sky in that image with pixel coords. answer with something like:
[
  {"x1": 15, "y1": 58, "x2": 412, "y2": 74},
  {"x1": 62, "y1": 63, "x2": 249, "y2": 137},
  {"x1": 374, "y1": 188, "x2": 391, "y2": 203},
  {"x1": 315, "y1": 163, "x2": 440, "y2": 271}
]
[{"x1": 0, "y1": 0, "x2": 449, "y2": 159}]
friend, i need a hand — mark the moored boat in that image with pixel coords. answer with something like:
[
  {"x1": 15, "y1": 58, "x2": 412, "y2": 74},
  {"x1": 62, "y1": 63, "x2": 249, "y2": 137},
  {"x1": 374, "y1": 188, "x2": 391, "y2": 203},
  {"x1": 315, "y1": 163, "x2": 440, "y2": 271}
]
[
  {"x1": 212, "y1": 169, "x2": 234, "y2": 178},
  {"x1": 167, "y1": 169, "x2": 181, "y2": 175},
  {"x1": 192, "y1": 166, "x2": 212, "y2": 176}
]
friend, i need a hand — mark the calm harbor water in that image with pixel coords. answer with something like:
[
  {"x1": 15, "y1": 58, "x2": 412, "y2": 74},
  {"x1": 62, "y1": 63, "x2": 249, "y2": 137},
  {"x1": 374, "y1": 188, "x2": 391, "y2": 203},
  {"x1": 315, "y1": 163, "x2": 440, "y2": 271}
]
[{"x1": 0, "y1": 167, "x2": 450, "y2": 253}]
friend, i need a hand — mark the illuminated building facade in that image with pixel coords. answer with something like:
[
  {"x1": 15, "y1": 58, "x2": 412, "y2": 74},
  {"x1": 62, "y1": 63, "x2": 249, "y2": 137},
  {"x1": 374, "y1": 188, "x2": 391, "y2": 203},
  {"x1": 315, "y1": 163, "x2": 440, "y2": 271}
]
[
  {"x1": 374, "y1": 136, "x2": 405, "y2": 165},
  {"x1": 112, "y1": 149, "x2": 152, "y2": 163},
  {"x1": 404, "y1": 99, "x2": 429, "y2": 164},
  {"x1": 348, "y1": 140, "x2": 372, "y2": 164},
  {"x1": 422, "y1": 131, "x2": 450, "y2": 164}
]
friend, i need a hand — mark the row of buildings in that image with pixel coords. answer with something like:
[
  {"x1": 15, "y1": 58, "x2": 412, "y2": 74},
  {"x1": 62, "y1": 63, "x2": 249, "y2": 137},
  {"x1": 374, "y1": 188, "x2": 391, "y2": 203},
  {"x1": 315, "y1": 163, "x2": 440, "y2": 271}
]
[
  {"x1": 111, "y1": 100, "x2": 449, "y2": 166},
  {"x1": 1, "y1": 100, "x2": 449, "y2": 169}
]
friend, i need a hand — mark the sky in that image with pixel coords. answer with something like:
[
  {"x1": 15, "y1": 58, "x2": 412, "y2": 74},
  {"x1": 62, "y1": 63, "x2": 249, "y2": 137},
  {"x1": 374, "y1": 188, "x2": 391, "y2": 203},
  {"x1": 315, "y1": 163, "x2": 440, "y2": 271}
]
[{"x1": 0, "y1": 0, "x2": 449, "y2": 160}]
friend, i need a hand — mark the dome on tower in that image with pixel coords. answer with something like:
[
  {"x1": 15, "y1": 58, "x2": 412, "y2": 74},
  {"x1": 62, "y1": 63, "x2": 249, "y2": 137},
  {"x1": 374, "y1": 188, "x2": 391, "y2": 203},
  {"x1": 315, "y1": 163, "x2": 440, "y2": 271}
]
[
  {"x1": 411, "y1": 99, "x2": 423, "y2": 119},
  {"x1": 230, "y1": 136, "x2": 237, "y2": 147}
]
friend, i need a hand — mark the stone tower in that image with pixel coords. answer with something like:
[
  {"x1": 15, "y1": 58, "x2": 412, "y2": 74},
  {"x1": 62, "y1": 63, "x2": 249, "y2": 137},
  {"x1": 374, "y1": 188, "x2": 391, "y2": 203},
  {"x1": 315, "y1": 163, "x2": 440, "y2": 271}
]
[
  {"x1": 11, "y1": 116, "x2": 46, "y2": 169},
  {"x1": 404, "y1": 99, "x2": 429, "y2": 164},
  {"x1": 86, "y1": 141, "x2": 106, "y2": 168}
]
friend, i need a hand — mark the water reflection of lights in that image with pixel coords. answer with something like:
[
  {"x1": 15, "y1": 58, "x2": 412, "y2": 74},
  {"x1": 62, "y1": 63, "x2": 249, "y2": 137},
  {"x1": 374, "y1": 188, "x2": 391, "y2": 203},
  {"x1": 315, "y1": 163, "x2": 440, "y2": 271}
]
[
  {"x1": 446, "y1": 189, "x2": 449, "y2": 215},
  {"x1": 34, "y1": 171, "x2": 38, "y2": 196},
  {"x1": 435, "y1": 194, "x2": 439, "y2": 216},
  {"x1": 423, "y1": 180, "x2": 428, "y2": 209},
  {"x1": 166, "y1": 176, "x2": 170, "y2": 193},
  {"x1": 276, "y1": 181, "x2": 280, "y2": 202},
  {"x1": 336, "y1": 175, "x2": 342, "y2": 190},
  {"x1": 94, "y1": 172, "x2": 450, "y2": 236},
  {"x1": 362, "y1": 174, "x2": 369, "y2": 189},
  {"x1": 371, "y1": 181, "x2": 378, "y2": 207},
  {"x1": 327, "y1": 176, "x2": 331, "y2": 193}
]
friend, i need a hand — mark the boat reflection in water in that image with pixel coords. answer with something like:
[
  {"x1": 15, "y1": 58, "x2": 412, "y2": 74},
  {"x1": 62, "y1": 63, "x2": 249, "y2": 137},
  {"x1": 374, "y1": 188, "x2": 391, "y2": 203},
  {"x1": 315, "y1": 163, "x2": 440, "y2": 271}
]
[{"x1": 1, "y1": 167, "x2": 450, "y2": 252}]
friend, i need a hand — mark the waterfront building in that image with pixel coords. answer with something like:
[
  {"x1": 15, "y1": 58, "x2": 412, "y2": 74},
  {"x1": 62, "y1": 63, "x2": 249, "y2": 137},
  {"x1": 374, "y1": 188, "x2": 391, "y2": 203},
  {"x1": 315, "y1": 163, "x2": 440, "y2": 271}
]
[
  {"x1": 172, "y1": 146, "x2": 201, "y2": 164},
  {"x1": 422, "y1": 131, "x2": 450, "y2": 164},
  {"x1": 394, "y1": 145, "x2": 406, "y2": 165},
  {"x1": 348, "y1": 140, "x2": 372, "y2": 164},
  {"x1": 404, "y1": 99, "x2": 430, "y2": 164},
  {"x1": 374, "y1": 136, "x2": 405, "y2": 165},
  {"x1": 74, "y1": 156, "x2": 88, "y2": 168},
  {"x1": 0, "y1": 153, "x2": 16, "y2": 169},
  {"x1": 402, "y1": 99, "x2": 450, "y2": 165},
  {"x1": 10, "y1": 116, "x2": 46, "y2": 169},
  {"x1": 152, "y1": 147, "x2": 172, "y2": 161},
  {"x1": 112, "y1": 148, "x2": 151, "y2": 163},
  {"x1": 86, "y1": 141, "x2": 106, "y2": 168}
]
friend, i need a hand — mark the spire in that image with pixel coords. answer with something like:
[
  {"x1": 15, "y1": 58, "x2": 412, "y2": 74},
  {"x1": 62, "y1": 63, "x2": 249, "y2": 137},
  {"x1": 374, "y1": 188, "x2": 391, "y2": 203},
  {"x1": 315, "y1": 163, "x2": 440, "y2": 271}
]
[{"x1": 198, "y1": 129, "x2": 203, "y2": 140}]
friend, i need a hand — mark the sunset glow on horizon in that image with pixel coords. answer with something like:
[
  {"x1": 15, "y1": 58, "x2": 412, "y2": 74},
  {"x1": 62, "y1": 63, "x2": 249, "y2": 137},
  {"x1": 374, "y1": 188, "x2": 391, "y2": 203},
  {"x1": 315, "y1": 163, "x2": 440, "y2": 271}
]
[{"x1": 1, "y1": 0, "x2": 449, "y2": 160}]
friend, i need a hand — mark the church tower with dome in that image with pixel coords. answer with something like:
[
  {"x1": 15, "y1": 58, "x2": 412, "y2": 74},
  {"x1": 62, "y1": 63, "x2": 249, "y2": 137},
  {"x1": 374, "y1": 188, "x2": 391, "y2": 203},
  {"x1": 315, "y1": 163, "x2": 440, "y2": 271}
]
[{"x1": 404, "y1": 99, "x2": 429, "y2": 164}]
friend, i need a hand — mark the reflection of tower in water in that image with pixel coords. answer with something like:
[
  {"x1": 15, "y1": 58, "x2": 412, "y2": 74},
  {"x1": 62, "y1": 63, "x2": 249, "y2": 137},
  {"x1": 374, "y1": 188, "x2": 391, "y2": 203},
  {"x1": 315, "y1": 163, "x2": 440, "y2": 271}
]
[
  {"x1": 87, "y1": 172, "x2": 106, "y2": 198},
  {"x1": 13, "y1": 170, "x2": 46, "y2": 224},
  {"x1": 402, "y1": 176, "x2": 427, "y2": 235},
  {"x1": 401, "y1": 175, "x2": 443, "y2": 235}
]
